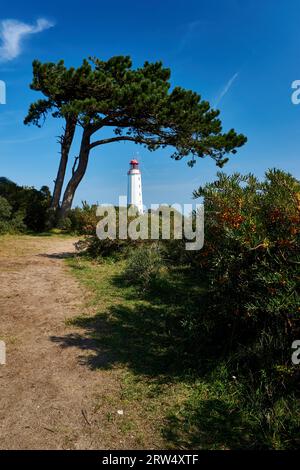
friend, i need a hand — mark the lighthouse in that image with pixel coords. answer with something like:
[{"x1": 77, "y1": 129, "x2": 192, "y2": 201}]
[{"x1": 127, "y1": 158, "x2": 143, "y2": 214}]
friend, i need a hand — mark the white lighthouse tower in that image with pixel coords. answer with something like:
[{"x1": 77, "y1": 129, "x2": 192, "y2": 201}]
[{"x1": 127, "y1": 158, "x2": 143, "y2": 214}]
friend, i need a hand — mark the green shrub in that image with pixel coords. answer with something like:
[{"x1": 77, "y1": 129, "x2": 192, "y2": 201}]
[
  {"x1": 76, "y1": 235, "x2": 135, "y2": 259},
  {"x1": 0, "y1": 178, "x2": 51, "y2": 232},
  {"x1": 0, "y1": 195, "x2": 12, "y2": 220},
  {"x1": 75, "y1": 206, "x2": 148, "y2": 258},
  {"x1": 123, "y1": 244, "x2": 164, "y2": 291},
  {"x1": 57, "y1": 216, "x2": 73, "y2": 232},
  {"x1": 189, "y1": 169, "x2": 300, "y2": 385},
  {"x1": 76, "y1": 205, "x2": 187, "y2": 260},
  {"x1": 0, "y1": 196, "x2": 26, "y2": 234},
  {"x1": 66, "y1": 201, "x2": 99, "y2": 234}
]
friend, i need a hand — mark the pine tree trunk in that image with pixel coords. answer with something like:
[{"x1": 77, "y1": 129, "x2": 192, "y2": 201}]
[
  {"x1": 51, "y1": 117, "x2": 76, "y2": 210},
  {"x1": 60, "y1": 128, "x2": 91, "y2": 218}
]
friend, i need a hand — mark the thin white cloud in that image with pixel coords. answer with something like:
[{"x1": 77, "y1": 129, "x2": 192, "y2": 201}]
[
  {"x1": 215, "y1": 72, "x2": 239, "y2": 106},
  {"x1": 178, "y1": 19, "x2": 215, "y2": 53},
  {"x1": 178, "y1": 20, "x2": 202, "y2": 53},
  {"x1": 0, "y1": 18, "x2": 54, "y2": 62}
]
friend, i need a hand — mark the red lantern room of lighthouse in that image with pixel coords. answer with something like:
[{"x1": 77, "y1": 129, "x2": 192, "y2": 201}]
[{"x1": 128, "y1": 159, "x2": 139, "y2": 171}]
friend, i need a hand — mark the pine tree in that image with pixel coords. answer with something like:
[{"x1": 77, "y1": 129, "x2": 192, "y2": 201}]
[{"x1": 26, "y1": 56, "x2": 247, "y2": 218}]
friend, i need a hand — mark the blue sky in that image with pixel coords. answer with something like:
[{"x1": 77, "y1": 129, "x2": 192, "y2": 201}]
[{"x1": 0, "y1": 0, "x2": 299, "y2": 208}]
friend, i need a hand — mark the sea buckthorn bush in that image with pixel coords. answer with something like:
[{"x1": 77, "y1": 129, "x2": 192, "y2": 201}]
[{"x1": 190, "y1": 169, "x2": 300, "y2": 384}]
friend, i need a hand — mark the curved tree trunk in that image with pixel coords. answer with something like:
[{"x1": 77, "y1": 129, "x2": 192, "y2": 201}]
[
  {"x1": 51, "y1": 116, "x2": 76, "y2": 210},
  {"x1": 60, "y1": 128, "x2": 91, "y2": 218}
]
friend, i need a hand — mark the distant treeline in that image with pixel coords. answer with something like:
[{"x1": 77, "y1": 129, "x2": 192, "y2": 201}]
[{"x1": 0, "y1": 177, "x2": 51, "y2": 233}]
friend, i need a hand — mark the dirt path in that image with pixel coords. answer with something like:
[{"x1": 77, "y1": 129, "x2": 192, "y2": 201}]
[{"x1": 0, "y1": 236, "x2": 119, "y2": 450}]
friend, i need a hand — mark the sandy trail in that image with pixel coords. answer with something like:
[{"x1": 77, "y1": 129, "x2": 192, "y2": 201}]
[{"x1": 0, "y1": 236, "x2": 117, "y2": 450}]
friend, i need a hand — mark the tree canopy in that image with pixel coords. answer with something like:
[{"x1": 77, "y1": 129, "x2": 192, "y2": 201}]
[{"x1": 25, "y1": 55, "x2": 247, "y2": 216}]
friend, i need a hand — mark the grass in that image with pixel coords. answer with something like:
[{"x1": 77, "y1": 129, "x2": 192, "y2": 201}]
[
  {"x1": 64, "y1": 254, "x2": 300, "y2": 449},
  {"x1": 64, "y1": 256, "x2": 199, "y2": 448}
]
